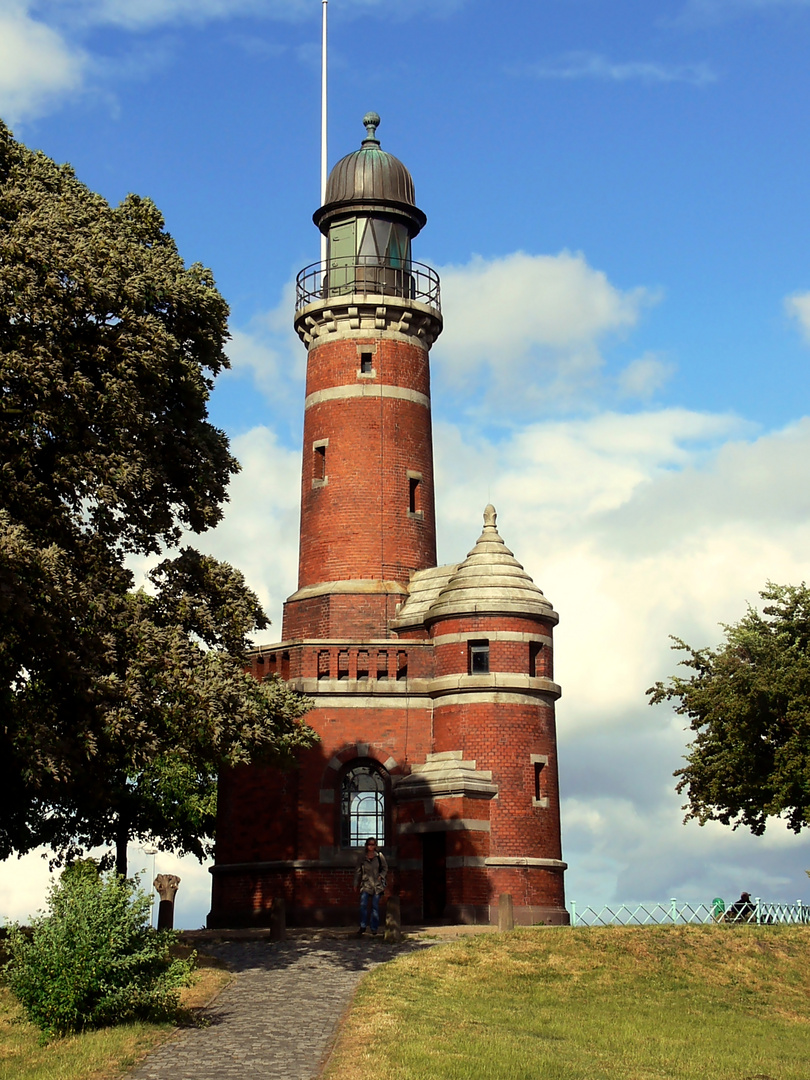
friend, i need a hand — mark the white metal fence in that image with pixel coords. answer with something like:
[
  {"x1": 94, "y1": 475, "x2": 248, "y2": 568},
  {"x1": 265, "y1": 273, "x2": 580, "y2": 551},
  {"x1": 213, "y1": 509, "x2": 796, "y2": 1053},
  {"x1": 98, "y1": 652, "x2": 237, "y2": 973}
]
[{"x1": 568, "y1": 898, "x2": 809, "y2": 927}]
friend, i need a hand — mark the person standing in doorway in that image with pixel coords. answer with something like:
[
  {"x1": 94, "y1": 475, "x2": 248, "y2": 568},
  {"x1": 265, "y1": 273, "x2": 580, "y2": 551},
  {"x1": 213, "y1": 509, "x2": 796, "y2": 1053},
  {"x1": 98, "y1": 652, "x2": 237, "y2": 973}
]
[{"x1": 354, "y1": 837, "x2": 387, "y2": 936}]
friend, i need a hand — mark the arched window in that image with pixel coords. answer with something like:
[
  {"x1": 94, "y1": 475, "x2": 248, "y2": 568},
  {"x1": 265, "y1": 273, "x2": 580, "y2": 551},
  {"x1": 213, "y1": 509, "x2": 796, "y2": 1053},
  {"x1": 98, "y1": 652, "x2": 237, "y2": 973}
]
[{"x1": 340, "y1": 761, "x2": 387, "y2": 848}]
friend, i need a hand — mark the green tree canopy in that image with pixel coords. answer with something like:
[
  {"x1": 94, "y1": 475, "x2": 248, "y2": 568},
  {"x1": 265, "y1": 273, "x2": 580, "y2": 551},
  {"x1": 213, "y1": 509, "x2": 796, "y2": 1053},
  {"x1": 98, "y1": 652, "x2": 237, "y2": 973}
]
[
  {"x1": 648, "y1": 582, "x2": 810, "y2": 835},
  {"x1": 0, "y1": 120, "x2": 314, "y2": 874}
]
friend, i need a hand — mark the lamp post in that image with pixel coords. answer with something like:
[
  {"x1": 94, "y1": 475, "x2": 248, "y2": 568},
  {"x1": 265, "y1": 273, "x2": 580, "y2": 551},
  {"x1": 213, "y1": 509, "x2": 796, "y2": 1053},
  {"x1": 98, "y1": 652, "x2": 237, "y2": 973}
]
[
  {"x1": 132, "y1": 845, "x2": 158, "y2": 926},
  {"x1": 144, "y1": 848, "x2": 157, "y2": 926}
]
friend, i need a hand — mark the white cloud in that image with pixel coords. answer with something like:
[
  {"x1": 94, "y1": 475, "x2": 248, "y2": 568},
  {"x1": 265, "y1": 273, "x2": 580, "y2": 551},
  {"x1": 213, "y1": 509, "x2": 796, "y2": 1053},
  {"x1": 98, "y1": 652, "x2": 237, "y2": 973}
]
[
  {"x1": 785, "y1": 290, "x2": 810, "y2": 344},
  {"x1": 428, "y1": 406, "x2": 810, "y2": 904},
  {"x1": 617, "y1": 353, "x2": 676, "y2": 399},
  {"x1": 34, "y1": 0, "x2": 468, "y2": 32},
  {"x1": 198, "y1": 425, "x2": 302, "y2": 633},
  {"x1": 434, "y1": 250, "x2": 655, "y2": 412},
  {"x1": 515, "y1": 51, "x2": 717, "y2": 87},
  {"x1": 40, "y1": 0, "x2": 292, "y2": 31},
  {"x1": 0, "y1": 4, "x2": 85, "y2": 124},
  {"x1": 0, "y1": 0, "x2": 469, "y2": 121}
]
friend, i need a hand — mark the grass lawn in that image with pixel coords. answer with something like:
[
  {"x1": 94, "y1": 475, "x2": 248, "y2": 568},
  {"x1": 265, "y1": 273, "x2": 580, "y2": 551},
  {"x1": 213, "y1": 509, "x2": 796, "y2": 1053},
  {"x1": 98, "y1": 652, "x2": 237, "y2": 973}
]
[
  {"x1": 324, "y1": 925, "x2": 810, "y2": 1080},
  {"x1": 0, "y1": 951, "x2": 231, "y2": 1080}
]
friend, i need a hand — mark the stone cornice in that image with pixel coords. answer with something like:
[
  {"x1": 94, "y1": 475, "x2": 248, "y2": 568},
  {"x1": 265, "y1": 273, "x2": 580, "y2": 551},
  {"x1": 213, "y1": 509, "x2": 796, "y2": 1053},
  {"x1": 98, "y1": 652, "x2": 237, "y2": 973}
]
[
  {"x1": 294, "y1": 294, "x2": 443, "y2": 349},
  {"x1": 485, "y1": 857, "x2": 568, "y2": 869},
  {"x1": 286, "y1": 579, "x2": 409, "y2": 603},
  {"x1": 429, "y1": 672, "x2": 561, "y2": 700},
  {"x1": 393, "y1": 751, "x2": 499, "y2": 802}
]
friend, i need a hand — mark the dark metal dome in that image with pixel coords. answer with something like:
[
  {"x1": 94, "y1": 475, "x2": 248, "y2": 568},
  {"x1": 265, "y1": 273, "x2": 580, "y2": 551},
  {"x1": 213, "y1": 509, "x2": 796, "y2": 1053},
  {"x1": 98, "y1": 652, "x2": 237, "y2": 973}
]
[{"x1": 314, "y1": 113, "x2": 427, "y2": 236}]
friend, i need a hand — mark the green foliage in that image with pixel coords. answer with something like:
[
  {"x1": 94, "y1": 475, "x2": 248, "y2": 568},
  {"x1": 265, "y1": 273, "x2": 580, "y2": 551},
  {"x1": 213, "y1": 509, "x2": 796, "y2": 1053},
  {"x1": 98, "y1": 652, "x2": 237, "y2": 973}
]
[
  {"x1": 3, "y1": 862, "x2": 192, "y2": 1039},
  {"x1": 648, "y1": 582, "x2": 810, "y2": 834},
  {"x1": 0, "y1": 120, "x2": 316, "y2": 873}
]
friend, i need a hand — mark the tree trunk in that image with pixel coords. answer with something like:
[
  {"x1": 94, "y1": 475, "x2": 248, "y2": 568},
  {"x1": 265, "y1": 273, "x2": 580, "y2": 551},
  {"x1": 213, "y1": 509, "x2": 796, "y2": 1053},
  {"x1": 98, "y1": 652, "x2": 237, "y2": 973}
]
[{"x1": 115, "y1": 817, "x2": 128, "y2": 877}]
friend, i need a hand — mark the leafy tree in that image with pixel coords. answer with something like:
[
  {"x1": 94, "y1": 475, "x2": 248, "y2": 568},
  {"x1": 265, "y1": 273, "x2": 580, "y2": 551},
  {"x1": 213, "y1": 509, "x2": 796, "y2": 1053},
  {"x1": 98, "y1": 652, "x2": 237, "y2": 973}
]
[
  {"x1": 648, "y1": 583, "x2": 810, "y2": 835},
  {"x1": 0, "y1": 121, "x2": 314, "y2": 873},
  {"x1": 4, "y1": 860, "x2": 193, "y2": 1038}
]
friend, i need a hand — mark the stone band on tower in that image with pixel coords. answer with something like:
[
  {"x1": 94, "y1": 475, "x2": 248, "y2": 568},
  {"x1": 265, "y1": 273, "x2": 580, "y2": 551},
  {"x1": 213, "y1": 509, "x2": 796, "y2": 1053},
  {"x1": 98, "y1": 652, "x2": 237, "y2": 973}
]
[{"x1": 209, "y1": 116, "x2": 568, "y2": 928}]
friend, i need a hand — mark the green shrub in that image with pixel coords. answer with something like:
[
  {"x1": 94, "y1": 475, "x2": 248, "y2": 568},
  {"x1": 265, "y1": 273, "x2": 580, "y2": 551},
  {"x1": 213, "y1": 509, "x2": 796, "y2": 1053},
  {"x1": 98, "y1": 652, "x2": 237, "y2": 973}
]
[{"x1": 2, "y1": 860, "x2": 194, "y2": 1038}]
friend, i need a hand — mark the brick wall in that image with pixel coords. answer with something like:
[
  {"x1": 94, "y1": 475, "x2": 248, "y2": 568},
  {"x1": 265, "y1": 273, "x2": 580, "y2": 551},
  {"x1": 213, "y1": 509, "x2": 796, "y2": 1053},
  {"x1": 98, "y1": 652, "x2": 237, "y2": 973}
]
[{"x1": 297, "y1": 336, "x2": 437, "y2": 592}]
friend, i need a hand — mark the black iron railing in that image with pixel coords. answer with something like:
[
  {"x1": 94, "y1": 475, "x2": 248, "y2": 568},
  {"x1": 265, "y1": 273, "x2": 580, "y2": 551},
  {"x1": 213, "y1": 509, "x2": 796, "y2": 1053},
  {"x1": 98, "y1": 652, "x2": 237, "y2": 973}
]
[{"x1": 295, "y1": 256, "x2": 441, "y2": 313}]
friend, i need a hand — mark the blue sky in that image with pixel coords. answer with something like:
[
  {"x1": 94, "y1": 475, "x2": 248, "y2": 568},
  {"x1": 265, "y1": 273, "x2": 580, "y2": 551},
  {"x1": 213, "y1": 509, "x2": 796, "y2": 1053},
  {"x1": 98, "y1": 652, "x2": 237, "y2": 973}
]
[{"x1": 2, "y1": 0, "x2": 810, "y2": 928}]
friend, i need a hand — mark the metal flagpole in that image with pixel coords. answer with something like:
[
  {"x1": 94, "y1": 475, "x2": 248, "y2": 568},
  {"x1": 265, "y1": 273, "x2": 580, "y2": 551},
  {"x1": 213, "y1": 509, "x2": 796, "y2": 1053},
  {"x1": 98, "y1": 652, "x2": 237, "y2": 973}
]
[{"x1": 320, "y1": 0, "x2": 328, "y2": 266}]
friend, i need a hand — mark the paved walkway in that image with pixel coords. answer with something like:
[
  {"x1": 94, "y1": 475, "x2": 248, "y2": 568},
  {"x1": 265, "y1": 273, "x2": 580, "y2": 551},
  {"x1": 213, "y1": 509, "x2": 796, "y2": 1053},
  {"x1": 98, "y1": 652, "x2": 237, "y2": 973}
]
[{"x1": 127, "y1": 931, "x2": 433, "y2": 1080}]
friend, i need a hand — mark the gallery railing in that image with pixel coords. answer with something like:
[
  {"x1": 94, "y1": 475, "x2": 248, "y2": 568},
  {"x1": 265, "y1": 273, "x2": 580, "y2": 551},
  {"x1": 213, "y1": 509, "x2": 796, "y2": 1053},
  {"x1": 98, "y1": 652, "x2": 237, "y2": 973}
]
[
  {"x1": 295, "y1": 256, "x2": 441, "y2": 313},
  {"x1": 568, "y1": 898, "x2": 809, "y2": 927}
]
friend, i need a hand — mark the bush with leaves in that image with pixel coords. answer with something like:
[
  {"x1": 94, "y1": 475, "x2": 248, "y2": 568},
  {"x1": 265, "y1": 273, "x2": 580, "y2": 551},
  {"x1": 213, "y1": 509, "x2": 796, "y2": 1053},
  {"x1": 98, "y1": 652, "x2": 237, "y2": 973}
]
[{"x1": 3, "y1": 860, "x2": 193, "y2": 1038}]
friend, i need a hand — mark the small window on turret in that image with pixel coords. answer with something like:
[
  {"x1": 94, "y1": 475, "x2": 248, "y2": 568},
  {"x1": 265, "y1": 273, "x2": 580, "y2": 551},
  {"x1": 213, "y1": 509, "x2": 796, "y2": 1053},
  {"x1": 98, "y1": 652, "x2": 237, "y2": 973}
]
[
  {"x1": 360, "y1": 351, "x2": 373, "y2": 374},
  {"x1": 469, "y1": 640, "x2": 489, "y2": 675},
  {"x1": 529, "y1": 641, "x2": 543, "y2": 678},
  {"x1": 312, "y1": 440, "x2": 328, "y2": 488},
  {"x1": 407, "y1": 471, "x2": 423, "y2": 518},
  {"x1": 532, "y1": 754, "x2": 549, "y2": 809}
]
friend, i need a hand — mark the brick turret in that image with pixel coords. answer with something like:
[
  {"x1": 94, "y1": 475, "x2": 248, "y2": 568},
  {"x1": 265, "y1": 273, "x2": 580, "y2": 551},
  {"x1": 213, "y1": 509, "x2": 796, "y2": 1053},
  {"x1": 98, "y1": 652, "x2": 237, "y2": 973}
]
[{"x1": 284, "y1": 112, "x2": 442, "y2": 640}]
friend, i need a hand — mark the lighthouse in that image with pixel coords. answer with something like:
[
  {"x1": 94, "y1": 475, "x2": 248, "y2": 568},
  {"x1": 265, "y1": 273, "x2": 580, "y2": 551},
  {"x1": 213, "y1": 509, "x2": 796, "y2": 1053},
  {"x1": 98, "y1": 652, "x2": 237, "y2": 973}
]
[{"x1": 209, "y1": 116, "x2": 568, "y2": 927}]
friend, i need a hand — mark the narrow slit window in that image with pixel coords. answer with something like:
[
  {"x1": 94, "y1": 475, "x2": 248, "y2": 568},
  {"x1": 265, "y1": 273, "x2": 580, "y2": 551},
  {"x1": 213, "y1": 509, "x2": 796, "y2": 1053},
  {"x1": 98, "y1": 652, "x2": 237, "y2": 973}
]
[
  {"x1": 360, "y1": 351, "x2": 373, "y2": 374},
  {"x1": 313, "y1": 443, "x2": 326, "y2": 481},
  {"x1": 338, "y1": 650, "x2": 350, "y2": 681},
  {"x1": 396, "y1": 650, "x2": 408, "y2": 681},
  {"x1": 532, "y1": 755, "x2": 549, "y2": 808},
  {"x1": 529, "y1": 641, "x2": 543, "y2": 678},
  {"x1": 534, "y1": 760, "x2": 544, "y2": 802},
  {"x1": 409, "y1": 476, "x2": 420, "y2": 514},
  {"x1": 469, "y1": 640, "x2": 490, "y2": 675},
  {"x1": 376, "y1": 650, "x2": 389, "y2": 680}
]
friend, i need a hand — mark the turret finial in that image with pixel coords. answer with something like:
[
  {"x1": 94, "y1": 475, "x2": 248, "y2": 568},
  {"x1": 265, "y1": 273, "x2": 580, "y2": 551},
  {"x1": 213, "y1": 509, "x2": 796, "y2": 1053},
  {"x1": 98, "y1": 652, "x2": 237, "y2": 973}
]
[
  {"x1": 483, "y1": 504, "x2": 497, "y2": 529},
  {"x1": 362, "y1": 111, "x2": 381, "y2": 146}
]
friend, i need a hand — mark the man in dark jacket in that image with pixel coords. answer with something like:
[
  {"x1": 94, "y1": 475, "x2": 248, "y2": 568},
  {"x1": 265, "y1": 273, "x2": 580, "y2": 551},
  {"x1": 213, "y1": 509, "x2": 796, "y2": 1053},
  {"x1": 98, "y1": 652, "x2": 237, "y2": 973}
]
[
  {"x1": 726, "y1": 891, "x2": 755, "y2": 923},
  {"x1": 354, "y1": 837, "x2": 387, "y2": 936}
]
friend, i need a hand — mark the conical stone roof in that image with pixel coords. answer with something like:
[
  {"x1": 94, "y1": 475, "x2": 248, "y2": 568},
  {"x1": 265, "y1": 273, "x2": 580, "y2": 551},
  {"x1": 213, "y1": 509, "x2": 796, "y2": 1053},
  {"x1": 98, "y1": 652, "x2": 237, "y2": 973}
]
[{"x1": 426, "y1": 505, "x2": 557, "y2": 623}]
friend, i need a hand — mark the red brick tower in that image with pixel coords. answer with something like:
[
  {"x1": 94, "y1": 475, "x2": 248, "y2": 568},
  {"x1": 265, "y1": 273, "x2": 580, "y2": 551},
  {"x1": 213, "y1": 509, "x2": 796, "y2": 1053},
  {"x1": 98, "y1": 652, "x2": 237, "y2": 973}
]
[
  {"x1": 284, "y1": 110, "x2": 442, "y2": 641},
  {"x1": 209, "y1": 115, "x2": 568, "y2": 927}
]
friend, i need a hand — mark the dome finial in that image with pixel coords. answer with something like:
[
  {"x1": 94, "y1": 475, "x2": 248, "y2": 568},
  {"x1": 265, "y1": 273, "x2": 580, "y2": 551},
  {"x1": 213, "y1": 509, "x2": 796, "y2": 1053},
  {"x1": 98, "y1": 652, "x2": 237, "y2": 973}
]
[
  {"x1": 362, "y1": 111, "x2": 381, "y2": 146},
  {"x1": 483, "y1": 504, "x2": 497, "y2": 529}
]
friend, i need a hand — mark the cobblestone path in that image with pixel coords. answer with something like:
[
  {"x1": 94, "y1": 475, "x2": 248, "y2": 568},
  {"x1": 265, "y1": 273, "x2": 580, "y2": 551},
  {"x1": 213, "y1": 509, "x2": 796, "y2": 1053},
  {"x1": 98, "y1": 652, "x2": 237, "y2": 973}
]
[{"x1": 128, "y1": 933, "x2": 425, "y2": 1080}]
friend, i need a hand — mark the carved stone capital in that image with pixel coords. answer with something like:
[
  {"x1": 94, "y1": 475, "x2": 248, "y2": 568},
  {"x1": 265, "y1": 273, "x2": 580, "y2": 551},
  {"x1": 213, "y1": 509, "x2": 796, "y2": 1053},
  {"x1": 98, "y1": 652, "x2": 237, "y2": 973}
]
[{"x1": 153, "y1": 873, "x2": 181, "y2": 902}]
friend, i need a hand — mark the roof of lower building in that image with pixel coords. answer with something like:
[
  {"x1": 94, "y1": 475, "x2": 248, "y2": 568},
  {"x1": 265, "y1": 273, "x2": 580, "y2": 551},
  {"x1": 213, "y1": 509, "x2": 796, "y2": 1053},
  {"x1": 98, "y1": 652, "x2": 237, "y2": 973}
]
[
  {"x1": 393, "y1": 506, "x2": 557, "y2": 631},
  {"x1": 426, "y1": 505, "x2": 556, "y2": 622},
  {"x1": 392, "y1": 563, "x2": 458, "y2": 630}
]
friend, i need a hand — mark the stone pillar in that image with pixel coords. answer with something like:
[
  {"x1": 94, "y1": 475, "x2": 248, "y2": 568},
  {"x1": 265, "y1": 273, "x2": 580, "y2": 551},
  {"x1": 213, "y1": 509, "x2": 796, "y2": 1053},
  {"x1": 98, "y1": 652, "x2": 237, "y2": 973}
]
[
  {"x1": 498, "y1": 893, "x2": 514, "y2": 932},
  {"x1": 154, "y1": 874, "x2": 181, "y2": 930},
  {"x1": 384, "y1": 896, "x2": 403, "y2": 944}
]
